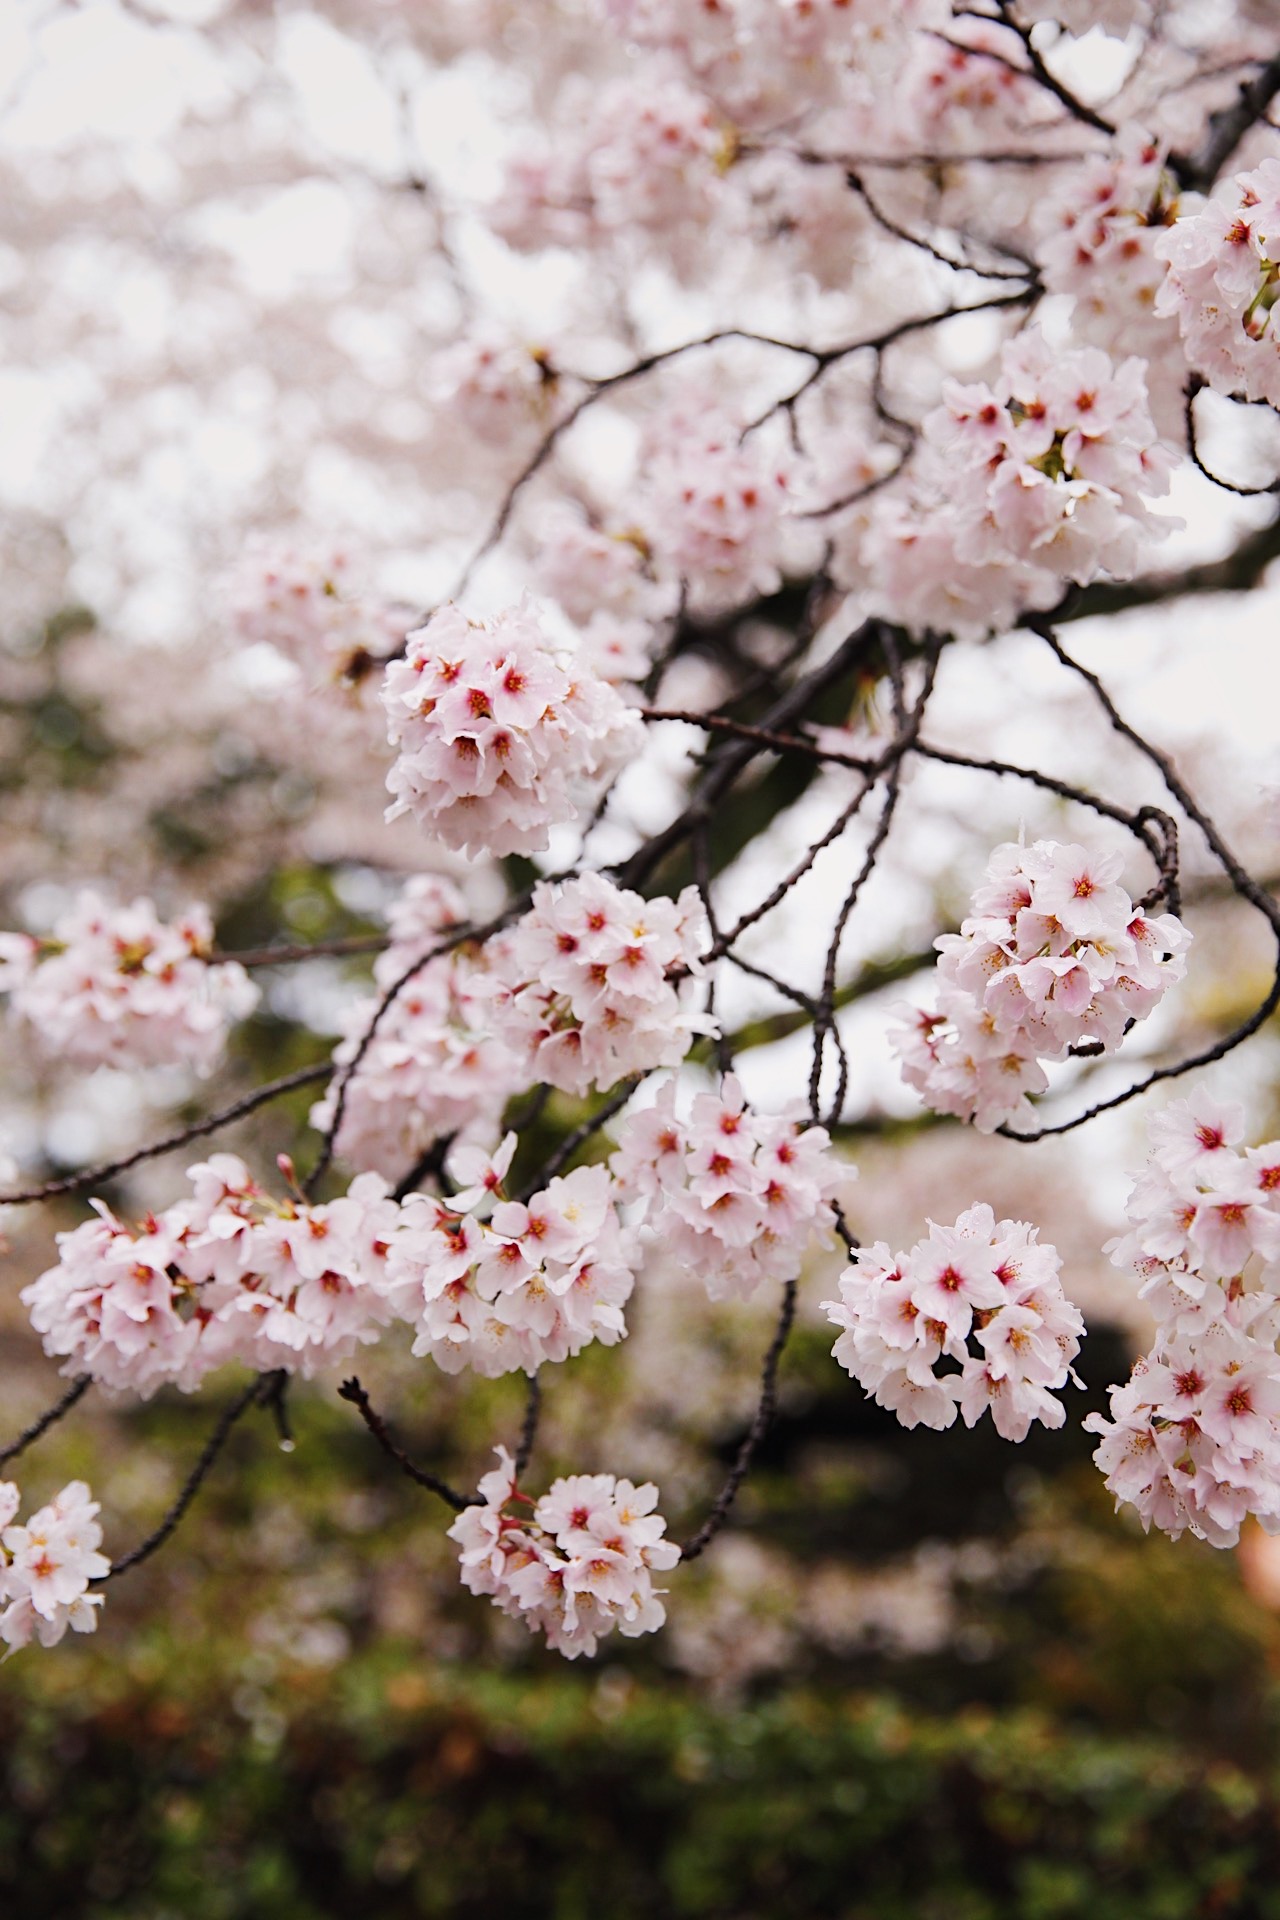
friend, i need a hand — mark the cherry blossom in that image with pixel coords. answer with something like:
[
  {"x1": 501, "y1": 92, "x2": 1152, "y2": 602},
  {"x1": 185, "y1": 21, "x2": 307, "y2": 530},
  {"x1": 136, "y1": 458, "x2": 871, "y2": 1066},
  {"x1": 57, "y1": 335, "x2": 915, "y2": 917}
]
[
  {"x1": 527, "y1": 503, "x2": 667, "y2": 629},
  {"x1": 310, "y1": 874, "x2": 514, "y2": 1174},
  {"x1": 0, "y1": 893, "x2": 259, "y2": 1075},
  {"x1": 1037, "y1": 129, "x2": 1189, "y2": 429},
  {"x1": 1155, "y1": 157, "x2": 1280, "y2": 406},
  {"x1": 22, "y1": 1158, "x2": 401, "y2": 1395},
  {"x1": 382, "y1": 1150, "x2": 639, "y2": 1378},
  {"x1": 448, "y1": 1446, "x2": 678, "y2": 1658},
  {"x1": 426, "y1": 330, "x2": 564, "y2": 449},
  {"x1": 485, "y1": 872, "x2": 716, "y2": 1097},
  {"x1": 892, "y1": 838, "x2": 1191, "y2": 1132},
  {"x1": 0, "y1": 1479, "x2": 109, "y2": 1652},
  {"x1": 861, "y1": 331, "x2": 1177, "y2": 637},
  {"x1": 612, "y1": 1074, "x2": 851, "y2": 1301},
  {"x1": 490, "y1": 74, "x2": 728, "y2": 259},
  {"x1": 5, "y1": 0, "x2": 1280, "y2": 1661},
  {"x1": 1088, "y1": 1098, "x2": 1280, "y2": 1546},
  {"x1": 824, "y1": 1204, "x2": 1084, "y2": 1441},
  {"x1": 637, "y1": 403, "x2": 794, "y2": 613},
  {"x1": 229, "y1": 537, "x2": 408, "y2": 681},
  {"x1": 381, "y1": 601, "x2": 644, "y2": 857}
]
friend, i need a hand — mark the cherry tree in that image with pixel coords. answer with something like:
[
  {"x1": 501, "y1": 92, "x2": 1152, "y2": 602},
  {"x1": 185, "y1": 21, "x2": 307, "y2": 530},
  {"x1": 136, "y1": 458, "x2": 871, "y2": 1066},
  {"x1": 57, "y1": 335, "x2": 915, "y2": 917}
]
[{"x1": 3, "y1": 0, "x2": 1280, "y2": 1660}]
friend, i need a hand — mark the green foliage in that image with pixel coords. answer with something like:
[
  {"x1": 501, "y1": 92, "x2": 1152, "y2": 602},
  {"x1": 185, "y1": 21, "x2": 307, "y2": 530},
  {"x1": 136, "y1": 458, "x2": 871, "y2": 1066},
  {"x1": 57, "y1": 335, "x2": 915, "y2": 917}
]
[{"x1": 4, "y1": 1663, "x2": 1279, "y2": 1919}]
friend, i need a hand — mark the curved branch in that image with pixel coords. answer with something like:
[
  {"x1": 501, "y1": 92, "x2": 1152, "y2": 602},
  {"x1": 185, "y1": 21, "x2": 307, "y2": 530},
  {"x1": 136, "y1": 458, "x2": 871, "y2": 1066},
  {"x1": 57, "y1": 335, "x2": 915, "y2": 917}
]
[
  {"x1": 0, "y1": 1377, "x2": 91, "y2": 1469},
  {"x1": 337, "y1": 1377, "x2": 474, "y2": 1512},
  {"x1": 679, "y1": 1277, "x2": 799, "y2": 1563},
  {"x1": 1184, "y1": 379, "x2": 1280, "y2": 498},
  {"x1": 101, "y1": 1377, "x2": 266, "y2": 1581},
  {"x1": 1, "y1": 1063, "x2": 333, "y2": 1209}
]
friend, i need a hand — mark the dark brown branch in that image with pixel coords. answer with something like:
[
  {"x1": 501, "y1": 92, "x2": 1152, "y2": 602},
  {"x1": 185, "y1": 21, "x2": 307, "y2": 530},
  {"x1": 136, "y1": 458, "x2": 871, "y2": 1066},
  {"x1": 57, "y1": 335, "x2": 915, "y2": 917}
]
[
  {"x1": 0, "y1": 1376, "x2": 91, "y2": 1468},
  {"x1": 753, "y1": 144, "x2": 1094, "y2": 171},
  {"x1": 214, "y1": 934, "x2": 389, "y2": 968},
  {"x1": 911, "y1": 741, "x2": 1171, "y2": 865},
  {"x1": 999, "y1": 971, "x2": 1280, "y2": 1140},
  {"x1": 451, "y1": 296, "x2": 1037, "y2": 609},
  {"x1": 679, "y1": 1277, "x2": 799, "y2": 1563},
  {"x1": 337, "y1": 1377, "x2": 474, "y2": 1512},
  {"x1": 1034, "y1": 625, "x2": 1280, "y2": 938},
  {"x1": 516, "y1": 1077, "x2": 644, "y2": 1200},
  {"x1": 1, "y1": 1063, "x2": 333, "y2": 1209},
  {"x1": 1172, "y1": 51, "x2": 1280, "y2": 190},
  {"x1": 812, "y1": 767, "x2": 909, "y2": 1128},
  {"x1": 993, "y1": 624, "x2": 1280, "y2": 1140},
  {"x1": 514, "y1": 1373, "x2": 542, "y2": 1479},
  {"x1": 847, "y1": 164, "x2": 1036, "y2": 282},
  {"x1": 391, "y1": 1134, "x2": 456, "y2": 1203},
  {"x1": 994, "y1": 3, "x2": 1116, "y2": 135},
  {"x1": 1184, "y1": 379, "x2": 1280, "y2": 498},
  {"x1": 638, "y1": 703, "x2": 874, "y2": 771},
  {"x1": 100, "y1": 1377, "x2": 266, "y2": 1581}
]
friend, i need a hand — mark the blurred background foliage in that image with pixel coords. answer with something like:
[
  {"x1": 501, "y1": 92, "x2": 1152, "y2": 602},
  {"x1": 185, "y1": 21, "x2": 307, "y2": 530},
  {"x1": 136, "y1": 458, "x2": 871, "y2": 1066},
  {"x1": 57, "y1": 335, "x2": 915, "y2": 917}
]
[
  {"x1": 7, "y1": 1287, "x2": 1280, "y2": 1915},
  {"x1": 5, "y1": 614, "x2": 1280, "y2": 1916}
]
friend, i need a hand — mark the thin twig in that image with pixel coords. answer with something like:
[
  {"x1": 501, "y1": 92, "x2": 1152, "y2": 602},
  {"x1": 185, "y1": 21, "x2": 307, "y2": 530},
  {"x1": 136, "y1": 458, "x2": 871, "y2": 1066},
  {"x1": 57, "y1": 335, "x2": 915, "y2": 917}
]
[
  {"x1": 337, "y1": 1378, "x2": 474, "y2": 1512},
  {"x1": 514, "y1": 1373, "x2": 542, "y2": 1479},
  {"x1": 100, "y1": 1377, "x2": 266, "y2": 1581},
  {"x1": 1, "y1": 1063, "x2": 333, "y2": 1209},
  {"x1": 993, "y1": 2, "x2": 1116, "y2": 135},
  {"x1": 215, "y1": 934, "x2": 389, "y2": 968},
  {"x1": 0, "y1": 1377, "x2": 91, "y2": 1469},
  {"x1": 680, "y1": 1278, "x2": 799, "y2": 1563},
  {"x1": 1184, "y1": 378, "x2": 1280, "y2": 498}
]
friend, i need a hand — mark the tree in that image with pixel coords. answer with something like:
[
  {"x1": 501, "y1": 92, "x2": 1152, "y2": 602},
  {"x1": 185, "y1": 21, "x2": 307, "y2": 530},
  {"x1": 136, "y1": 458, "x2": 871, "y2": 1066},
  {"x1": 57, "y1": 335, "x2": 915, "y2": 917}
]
[{"x1": 2, "y1": 0, "x2": 1280, "y2": 1660}]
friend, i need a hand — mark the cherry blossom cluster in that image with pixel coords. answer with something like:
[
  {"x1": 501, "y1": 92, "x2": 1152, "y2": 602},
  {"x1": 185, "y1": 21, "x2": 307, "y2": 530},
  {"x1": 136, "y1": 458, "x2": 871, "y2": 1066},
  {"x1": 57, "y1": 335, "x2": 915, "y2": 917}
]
[
  {"x1": 611, "y1": 1074, "x2": 850, "y2": 1301},
  {"x1": 426, "y1": 330, "x2": 562, "y2": 449},
  {"x1": 448, "y1": 1445, "x2": 678, "y2": 1658},
  {"x1": 903, "y1": 18, "x2": 1044, "y2": 143},
  {"x1": 823, "y1": 1204, "x2": 1084, "y2": 1440},
  {"x1": 527, "y1": 504, "x2": 665, "y2": 630},
  {"x1": 486, "y1": 872, "x2": 715, "y2": 1097},
  {"x1": 310, "y1": 875, "x2": 512, "y2": 1174},
  {"x1": 865, "y1": 331, "x2": 1176, "y2": 637},
  {"x1": 1086, "y1": 1095, "x2": 1280, "y2": 1547},
  {"x1": 1155, "y1": 157, "x2": 1280, "y2": 407},
  {"x1": 892, "y1": 839, "x2": 1191, "y2": 1133},
  {"x1": 381, "y1": 601, "x2": 643, "y2": 857},
  {"x1": 1038, "y1": 130, "x2": 1187, "y2": 427},
  {"x1": 637, "y1": 403, "x2": 793, "y2": 613},
  {"x1": 0, "y1": 1479, "x2": 109, "y2": 1652},
  {"x1": 229, "y1": 537, "x2": 406, "y2": 680},
  {"x1": 23, "y1": 1156, "x2": 400, "y2": 1395},
  {"x1": 0, "y1": 893, "x2": 259, "y2": 1075},
  {"x1": 382, "y1": 1143, "x2": 639, "y2": 1377},
  {"x1": 597, "y1": 0, "x2": 951, "y2": 126},
  {"x1": 492, "y1": 75, "x2": 728, "y2": 258}
]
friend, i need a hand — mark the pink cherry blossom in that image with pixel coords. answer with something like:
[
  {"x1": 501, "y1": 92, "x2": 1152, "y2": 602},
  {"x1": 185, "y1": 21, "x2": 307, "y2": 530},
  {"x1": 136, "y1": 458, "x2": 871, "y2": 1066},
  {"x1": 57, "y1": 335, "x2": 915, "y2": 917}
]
[
  {"x1": 383, "y1": 1151, "x2": 639, "y2": 1377},
  {"x1": 825, "y1": 1205, "x2": 1083, "y2": 1440},
  {"x1": 0, "y1": 1479, "x2": 110, "y2": 1652},
  {"x1": 1155, "y1": 157, "x2": 1280, "y2": 407},
  {"x1": 892, "y1": 837, "x2": 1190, "y2": 1132},
  {"x1": 0, "y1": 892, "x2": 259, "y2": 1076},
  {"x1": 448, "y1": 1446, "x2": 678, "y2": 1657},
  {"x1": 485, "y1": 871, "x2": 715, "y2": 1096},
  {"x1": 1090, "y1": 1102, "x2": 1280, "y2": 1545},
  {"x1": 381, "y1": 601, "x2": 643, "y2": 857},
  {"x1": 613, "y1": 1073, "x2": 853, "y2": 1301}
]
